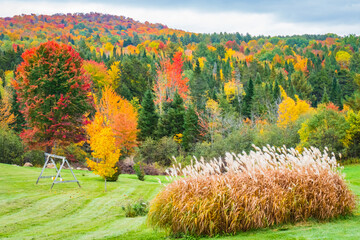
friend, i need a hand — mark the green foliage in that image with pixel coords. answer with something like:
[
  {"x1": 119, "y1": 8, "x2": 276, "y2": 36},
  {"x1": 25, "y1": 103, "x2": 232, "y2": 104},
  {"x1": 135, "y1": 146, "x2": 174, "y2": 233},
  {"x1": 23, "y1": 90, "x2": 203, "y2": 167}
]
[
  {"x1": 167, "y1": 91, "x2": 185, "y2": 136},
  {"x1": 298, "y1": 106, "x2": 349, "y2": 153},
  {"x1": 194, "y1": 127, "x2": 254, "y2": 160},
  {"x1": 14, "y1": 41, "x2": 94, "y2": 151},
  {"x1": 242, "y1": 78, "x2": 254, "y2": 118},
  {"x1": 22, "y1": 150, "x2": 44, "y2": 167},
  {"x1": 138, "y1": 90, "x2": 158, "y2": 141},
  {"x1": 182, "y1": 105, "x2": 200, "y2": 151},
  {"x1": 291, "y1": 71, "x2": 313, "y2": 100},
  {"x1": 0, "y1": 127, "x2": 24, "y2": 165},
  {"x1": 156, "y1": 92, "x2": 185, "y2": 138},
  {"x1": 344, "y1": 110, "x2": 360, "y2": 158},
  {"x1": 134, "y1": 162, "x2": 145, "y2": 181},
  {"x1": 122, "y1": 199, "x2": 149, "y2": 217},
  {"x1": 190, "y1": 60, "x2": 207, "y2": 110},
  {"x1": 137, "y1": 137, "x2": 178, "y2": 166}
]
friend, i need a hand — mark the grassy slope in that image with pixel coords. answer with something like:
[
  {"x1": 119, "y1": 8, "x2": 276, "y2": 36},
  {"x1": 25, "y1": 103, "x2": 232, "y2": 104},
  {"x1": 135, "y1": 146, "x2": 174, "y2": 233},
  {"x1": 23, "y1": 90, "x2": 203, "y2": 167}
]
[{"x1": 0, "y1": 163, "x2": 359, "y2": 240}]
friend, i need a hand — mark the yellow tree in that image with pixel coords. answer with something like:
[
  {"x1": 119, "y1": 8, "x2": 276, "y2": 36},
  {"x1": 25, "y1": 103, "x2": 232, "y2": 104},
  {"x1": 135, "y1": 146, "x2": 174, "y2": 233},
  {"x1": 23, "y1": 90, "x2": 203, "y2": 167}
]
[
  {"x1": 86, "y1": 87, "x2": 138, "y2": 190},
  {"x1": 336, "y1": 50, "x2": 351, "y2": 69},
  {"x1": 277, "y1": 87, "x2": 312, "y2": 128}
]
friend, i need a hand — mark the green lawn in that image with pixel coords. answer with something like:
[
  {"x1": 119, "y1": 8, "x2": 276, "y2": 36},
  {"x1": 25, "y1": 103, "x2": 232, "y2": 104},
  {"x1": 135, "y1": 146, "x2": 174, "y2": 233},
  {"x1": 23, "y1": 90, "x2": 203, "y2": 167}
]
[{"x1": 0, "y1": 163, "x2": 359, "y2": 240}]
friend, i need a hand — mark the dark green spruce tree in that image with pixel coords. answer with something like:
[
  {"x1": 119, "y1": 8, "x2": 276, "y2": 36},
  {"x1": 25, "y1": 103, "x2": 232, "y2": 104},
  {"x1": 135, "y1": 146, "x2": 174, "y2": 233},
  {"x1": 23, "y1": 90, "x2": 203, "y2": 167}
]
[
  {"x1": 10, "y1": 89, "x2": 25, "y2": 132},
  {"x1": 242, "y1": 78, "x2": 254, "y2": 118},
  {"x1": 321, "y1": 87, "x2": 330, "y2": 104},
  {"x1": 157, "y1": 91, "x2": 185, "y2": 138},
  {"x1": 272, "y1": 80, "x2": 281, "y2": 103},
  {"x1": 190, "y1": 59, "x2": 207, "y2": 110},
  {"x1": 330, "y1": 78, "x2": 342, "y2": 108},
  {"x1": 138, "y1": 90, "x2": 158, "y2": 141},
  {"x1": 182, "y1": 104, "x2": 200, "y2": 151},
  {"x1": 168, "y1": 91, "x2": 185, "y2": 136}
]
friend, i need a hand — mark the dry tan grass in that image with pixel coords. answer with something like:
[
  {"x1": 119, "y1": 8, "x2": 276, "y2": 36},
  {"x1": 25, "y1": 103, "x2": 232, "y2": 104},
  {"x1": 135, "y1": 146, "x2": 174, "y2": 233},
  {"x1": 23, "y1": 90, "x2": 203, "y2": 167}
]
[{"x1": 148, "y1": 145, "x2": 356, "y2": 236}]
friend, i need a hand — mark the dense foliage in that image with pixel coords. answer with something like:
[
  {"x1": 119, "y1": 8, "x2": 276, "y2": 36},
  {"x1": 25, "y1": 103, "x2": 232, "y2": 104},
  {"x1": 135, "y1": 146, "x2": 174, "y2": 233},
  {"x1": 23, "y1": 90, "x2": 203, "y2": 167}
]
[
  {"x1": 13, "y1": 41, "x2": 93, "y2": 152},
  {"x1": 1, "y1": 12, "x2": 360, "y2": 165}
]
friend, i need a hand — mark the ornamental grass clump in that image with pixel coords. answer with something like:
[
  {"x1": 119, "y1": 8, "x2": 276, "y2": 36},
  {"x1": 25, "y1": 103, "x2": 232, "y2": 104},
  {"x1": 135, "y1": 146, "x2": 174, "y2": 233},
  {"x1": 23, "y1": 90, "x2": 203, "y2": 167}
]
[{"x1": 148, "y1": 145, "x2": 356, "y2": 237}]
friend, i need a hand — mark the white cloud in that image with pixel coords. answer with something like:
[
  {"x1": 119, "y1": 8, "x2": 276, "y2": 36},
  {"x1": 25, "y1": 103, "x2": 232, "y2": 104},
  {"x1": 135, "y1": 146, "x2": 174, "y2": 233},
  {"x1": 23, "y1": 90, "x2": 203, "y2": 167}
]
[{"x1": 1, "y1": 1, "x2": 360, "y2": 36}]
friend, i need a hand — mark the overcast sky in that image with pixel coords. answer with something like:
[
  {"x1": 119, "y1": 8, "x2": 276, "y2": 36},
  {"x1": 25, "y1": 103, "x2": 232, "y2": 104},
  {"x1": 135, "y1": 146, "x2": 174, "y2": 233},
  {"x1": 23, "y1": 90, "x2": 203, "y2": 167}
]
[{"x1": 2, "y1": 0, "x2": 360, "y2": 36}]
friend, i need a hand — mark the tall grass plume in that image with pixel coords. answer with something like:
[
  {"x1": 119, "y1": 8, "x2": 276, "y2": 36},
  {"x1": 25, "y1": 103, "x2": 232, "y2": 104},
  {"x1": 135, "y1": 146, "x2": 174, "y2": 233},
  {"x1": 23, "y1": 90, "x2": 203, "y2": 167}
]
[{"x1": 148, "y1": 145, "x2": 356, "y2": 236}]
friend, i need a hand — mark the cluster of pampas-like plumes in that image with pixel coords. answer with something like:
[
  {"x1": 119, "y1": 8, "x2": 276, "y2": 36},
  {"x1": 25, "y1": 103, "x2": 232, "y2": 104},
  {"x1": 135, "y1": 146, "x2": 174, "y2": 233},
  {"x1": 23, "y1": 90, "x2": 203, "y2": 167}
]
[{"x1": 148, "y1": 145, "x2": 356, "y2": 237}]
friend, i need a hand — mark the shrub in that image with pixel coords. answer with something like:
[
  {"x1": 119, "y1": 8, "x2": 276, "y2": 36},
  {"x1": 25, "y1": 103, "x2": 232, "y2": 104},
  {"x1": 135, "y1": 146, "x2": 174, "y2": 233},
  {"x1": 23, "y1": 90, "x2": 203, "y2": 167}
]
[
  {"x1": 106, "y1": 162, "x2": 121, "y2": 182},
  {"x1": 23, "y1": 150, "x2": 45, "y2": 167},
  {"x1": 193, "y1": 126, "x2": 254, "y2": 160},
  {"x1": 119, "y1": 158, "x2": 135, "y2": 174},
  {"x1": 122, "y1": 199, "x2": 149, "y2": 217},
  {"x1": 134, "y1": 162, "x2": 145, "y2": 181},
  {"x1": 0, "y1": 127, "x2": 24, "y2": 165},
  {"x1": 142, "y1": 163, "x2": 164, "y2": 175},
  {"x1": 137, "y1": 137, "x2": 178, "y2": 166},
  {"x1": 298, "y1": 105, "x2": 349, "y2": 154},
  {"x1": 148, "y1": 146, "x2": 356, "y2": 237}
]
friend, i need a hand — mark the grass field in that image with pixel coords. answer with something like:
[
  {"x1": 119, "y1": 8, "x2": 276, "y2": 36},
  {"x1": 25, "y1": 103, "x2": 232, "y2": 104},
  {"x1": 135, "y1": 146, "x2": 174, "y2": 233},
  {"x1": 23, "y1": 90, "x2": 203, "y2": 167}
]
[{"x1": 0, "y1": 163, "x2": 359, "y2": 240}]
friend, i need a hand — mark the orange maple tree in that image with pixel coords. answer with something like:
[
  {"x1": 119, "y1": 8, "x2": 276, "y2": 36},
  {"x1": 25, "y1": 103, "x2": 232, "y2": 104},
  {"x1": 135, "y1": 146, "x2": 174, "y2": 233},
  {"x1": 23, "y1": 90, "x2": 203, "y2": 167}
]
[{"x1": 86, "y1": 87, "x2": 138, "y2": 183}]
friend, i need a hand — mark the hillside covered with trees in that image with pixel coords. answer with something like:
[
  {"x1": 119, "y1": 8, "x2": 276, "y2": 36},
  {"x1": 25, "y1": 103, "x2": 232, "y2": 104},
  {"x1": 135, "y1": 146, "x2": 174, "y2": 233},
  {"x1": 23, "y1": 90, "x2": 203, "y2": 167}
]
[{"x1": 1, "y1": 12, "x2": 360, "y2": 171}]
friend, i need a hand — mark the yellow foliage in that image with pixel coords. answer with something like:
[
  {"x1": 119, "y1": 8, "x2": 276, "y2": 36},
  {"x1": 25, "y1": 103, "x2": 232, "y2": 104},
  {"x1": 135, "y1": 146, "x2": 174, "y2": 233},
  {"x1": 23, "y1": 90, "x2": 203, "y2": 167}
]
[
  {"x1": 0, "y1": 96, "x2": 15, "y2": 129},
  {"x1": 224, "y1": 80, "x2": 243, "y2": 102},
  {"x1": 198, "y1": 57, "x2": 206, "y2": 70},
  {"x1": 336, "y1": 50, "x2": 351, "y2": 69},
  {"x1": 343, "y1": 110, "x2": 360, "y2": 147},
  {"x1": 224, "y1": 48, "x2": 235, "y2": 61},
  {"x1": 294, "y1": 56, "x2": 308, "y2": 72},
  {"x1": 206, "y1": 98, "x2": 220, "y2": 116},
  {"x1": 107, "y1": 61, "x2": 121, "y2": 89},
  {"x1": 86, "y1": 123, "x2": 120, "y2": 179},
  {"x1": 277, "y1": 91, "x2": 312, "y2": 128},
  {"x1": 173, "y1": 133, "x2": 183, "y2": 144},
  {"x1": 220, "y1": 69, "x2": 224, "y2": 82},
  {"x1": 208, "y1": 45, "x2": 216, "y2": 52},
  {"x1": 85, "y1": 87, "x2": 138, "y2": 179}
]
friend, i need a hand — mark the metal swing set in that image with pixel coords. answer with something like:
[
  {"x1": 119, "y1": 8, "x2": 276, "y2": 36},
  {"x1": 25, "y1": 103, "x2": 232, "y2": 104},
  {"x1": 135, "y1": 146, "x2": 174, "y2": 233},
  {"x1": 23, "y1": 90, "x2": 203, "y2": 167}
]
[{"x1": 36, "y1": 153, "x2": 81, "y2": 189}]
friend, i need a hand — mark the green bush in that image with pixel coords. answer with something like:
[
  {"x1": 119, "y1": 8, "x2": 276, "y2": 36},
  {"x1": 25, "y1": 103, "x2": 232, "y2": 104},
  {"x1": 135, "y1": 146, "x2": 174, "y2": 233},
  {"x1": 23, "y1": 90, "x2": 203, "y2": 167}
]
[
  {"x1": 122, "y1": 199, "x2": 149, "y2": 217},
  {"x1": 23, "y1": 150, "x2": 45, "y2": 167},
  {"x1": 0, "y1": 128, "x2": 24, "y2": 165},
  {"x1": 133, "y1": 162, "x2": 145, "y2": 181},
  {"x1": 298, "y1": 106, "x2": 349, "y2": 154},
  {"x1": 193, "y1": 126, "x2": 255, "y2": 160},
  {"x1": 253, "y1": 121, "x2": 304, "y2": 149},
  {"x1": 137, "y1": 137, "x2": 178, "y2": 166}
]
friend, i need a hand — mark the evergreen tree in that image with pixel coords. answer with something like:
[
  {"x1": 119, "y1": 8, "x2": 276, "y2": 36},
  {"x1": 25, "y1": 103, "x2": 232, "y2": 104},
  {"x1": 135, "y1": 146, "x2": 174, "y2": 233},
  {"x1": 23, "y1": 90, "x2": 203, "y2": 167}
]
[
  {"x1": 255, "y1": 72, "x2": 262, "y2": 84},
  {"x1": 330, "y1": 78, "x2": 343, "y2": 108},
  {"x1": 291, "y1": 71, "x2": 312, "y2": 100},
  {"x1": 168, "y1": 91, "x2": 185, "y2": 136},
  {"x1": 242, "y1": 78, "x2": 254, "y2": 118},
  {"x1": 272, "y1": 80, "x2": 281, "y2": 103},
  {"x1": 321, "y1": 87, "x2": 330, "y2": 104},
  {"x1": 190, "y1": 59, "x2": 207, "y2": 110},
  {"x1": 182, "y1": 105, "x2": 200, "y2": 151},
  {"x1": 157, "y1": 92, "x2": 185, "y2": 138},
  {"x1": 138, "y1": 90, "x2": 158, "y2": 141},
  {"x1": 9, "y1": 89, "x2": 25, "y2": 132}
]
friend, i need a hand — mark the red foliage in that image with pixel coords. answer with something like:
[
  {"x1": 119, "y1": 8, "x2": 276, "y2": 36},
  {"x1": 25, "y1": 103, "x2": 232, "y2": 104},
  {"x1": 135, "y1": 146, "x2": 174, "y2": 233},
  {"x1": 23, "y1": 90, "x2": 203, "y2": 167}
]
[
  {"x1": 14, "y1": 41, "x2": 94, "y2": 151},
  {"x1": 326, "y1": 102, "x2": 339, "y2": 111},
  {"x1": 154, "y1": 52, "x2": 189, "y2": 107}
]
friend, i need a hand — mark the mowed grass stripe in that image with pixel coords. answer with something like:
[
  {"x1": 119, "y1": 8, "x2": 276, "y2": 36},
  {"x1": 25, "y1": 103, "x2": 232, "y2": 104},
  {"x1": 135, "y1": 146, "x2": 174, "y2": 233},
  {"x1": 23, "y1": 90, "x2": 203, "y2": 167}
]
[
  {"x1": 0, "y1": 163, "x2": 167, "y2": 240},
  {"x1": 0, "y1": 163, "x2": 359, "y2": 239}
]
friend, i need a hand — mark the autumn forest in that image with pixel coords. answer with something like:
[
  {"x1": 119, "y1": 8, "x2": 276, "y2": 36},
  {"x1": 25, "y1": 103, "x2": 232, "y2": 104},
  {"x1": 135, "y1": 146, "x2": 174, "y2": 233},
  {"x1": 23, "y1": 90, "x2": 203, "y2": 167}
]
[{"x1": 1, "y1": 12, "x2": 360, "y2": 238}]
